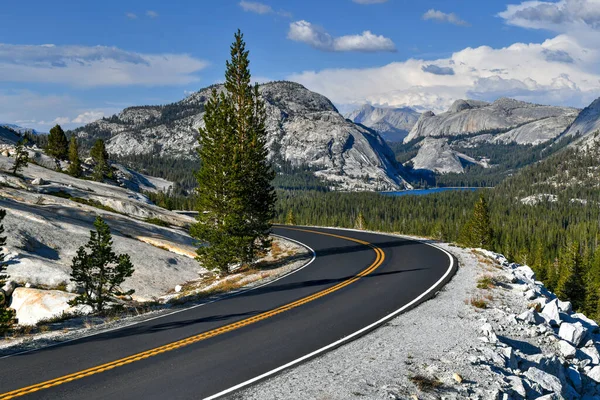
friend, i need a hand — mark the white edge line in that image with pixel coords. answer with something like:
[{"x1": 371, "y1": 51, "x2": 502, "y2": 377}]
[
  {"x1": 1, "y1": 233, "x2": 316, "y2": 360},
  {"x1": 203, "y1": 227, "x2": 456, "y2": 400}
]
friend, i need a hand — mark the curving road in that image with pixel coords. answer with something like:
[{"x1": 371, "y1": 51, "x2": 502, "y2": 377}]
[{"x1": 0, "y1": 226, "x2": 456, "y2": 399}]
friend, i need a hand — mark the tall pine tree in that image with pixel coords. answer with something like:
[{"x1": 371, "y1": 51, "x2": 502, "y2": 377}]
[
  {"x1": 556, "y1": 241, "x2": 585, "y2": 311},
  {"x1": 191, "y1": 30, "x2": 275, "y2": 273},
  {"x1": 47, "y1": 124, "x2": 69, "y2": 164},
  {"x1": 460, "y1": 195, "x2": 492, "y2": 248},
  {"x1": 68, "y1": 136, "x2": 82, "y2": 177},
  {"x1": 90, "y1": 139, "x2": 110, "y2": 181}
]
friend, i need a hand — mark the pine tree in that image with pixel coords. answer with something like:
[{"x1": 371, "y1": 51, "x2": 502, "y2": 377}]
[
  {"x1": 191, "y1": 30, "x2": 275, "y2": 273},
  {"x1": 460, "y1": 195, "x2": 492, "y2": 248},
  {"x1": 354, "y1": 211, "x2": 367, "y2": 230},
  {"x1": 555, "y1": 241, "x2": 585, "y2": 311},
  {"x1": 69, "y1": 217, "x2": 135, "y2": 312},
  {"x1": 11, "y1": 139, "x2": 29, "y2": 176},
  {"x1": 67, "y1": 136, "x2": 82, "y2": 177},
  {"x1": 0, "y1": 209, "x2": 15, "y2": 333},
  {"x1": 90, "y1": 139, "x2": 110, "y2": 181},
  {"x1": 286, "y1": 210, "x2": 296, "y2": 225},
  {"x1": 47, "y1": 124, "x2": 69, "y2": 165},
  {"x1": 225, "y1": 30, "x2": 276, "y2": 263}
]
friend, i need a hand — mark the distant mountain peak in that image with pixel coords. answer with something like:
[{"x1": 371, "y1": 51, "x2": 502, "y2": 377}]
[{"x1": 345, "y1": 104, "x2": 420, "y2": 143}]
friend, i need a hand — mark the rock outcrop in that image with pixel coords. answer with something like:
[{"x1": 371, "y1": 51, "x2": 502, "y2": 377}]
[
  {"x1": 410, "y1": 138, "x2": 489, "y2": 174},
  {"x1": 73, "y1": 81, "x2": 410, "y2": 191},
  {"x1": 404, "y1": 98, "x2": 578, "y2": 144},
  {"x1": 9, "y1": 288, "x2": 92, "y2": 326},
  {"x1": 559, "y1": 97, "x2": 600, "y2": 146},
  {"x1": 345, "y1": 104, "x2": 420, "y2": 142}
]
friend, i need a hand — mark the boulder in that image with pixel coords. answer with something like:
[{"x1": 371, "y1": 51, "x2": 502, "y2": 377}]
[
  {"x1": 542, "y1": 299, "x2": 562, "y2": 326},
  {"x1": 501, "y1": 346, "x2": 518, "y2": 370},
  {"x1": 480, "y1": 322, "x2": 498, "y2": 344},
  {"x1": 1, "y1": 280, "x2": 17, "y2": 297},
  {"x1": 175, "y1": 285, "x2": 183, "y2": 293},
  {"x1": 524, "y1": 367, "x2": 563, "y2": 394},
  {"x1": 581, "y1": 346, "x2": 600, "y2": 365},
  {"x1": 518, "y1": 309, "x2": 545, "y2": 325},
  {"x1": 9, "y1": 287, "x2": 92, "y2": 326},
  {"x1": 524, "y1": 289, "x2": 538, "y2": 300},
  {"x1": 559, "y1": 340, "x2": 577, "y2": 359},
  {"x1": 572, "y1": 313, "x2": 599, "y2": 333},
  {"x1": 586, "y1": 365, "x2": 600, "y2": 383},
  {"x1": 31, "y1": 177, "x2": 46, "y2": 185},
  {"x1": 514, "y1": 265, "x2": 536, "y2": 283},
  {"x1": 505, "y1": 376, "x2": 526, "y2": 397},
  {"x1": 558, "y1": 300, "x2": 573, "y2": 314},
  {"x1": 559, "y1": 322, "x2": 587, "y2": 347}
]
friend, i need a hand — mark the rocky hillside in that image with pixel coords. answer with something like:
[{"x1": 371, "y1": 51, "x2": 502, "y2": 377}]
[
  {"x1": 73, "y1": 81, "x2": 410, "y2": 191},
  {"x1": 405, "y1": 98, "x2": 578, "y2": 144},
  {"x1": 411, "y1": 138, "x2": 489, "y2": 174},
  {"x1": 345, "y1": 104, "x2": 420, "y2": 143},
  {"x1": 559, "y1": 97, "x2": 600, "y2": 147}
]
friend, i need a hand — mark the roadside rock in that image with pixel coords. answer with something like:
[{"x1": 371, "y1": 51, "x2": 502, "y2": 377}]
[
  {"x1": 586, "y1": 365, "x2": 600, "y2": 383},
  {"x1": 524, "y1": 367, "x2": 563, "y2": 394},
  {"x1": 9, "y1": 288, "x2": 92, "y2": 326},
  {"x1": 559, "y1": 322, "x2": 587, "y2": 347},
  {"x1": 558, "y1": 340, "x2": 577, "y2": 359},
  {"x1": 543, "y1": 299, "x2": 562, "y2": 327}
]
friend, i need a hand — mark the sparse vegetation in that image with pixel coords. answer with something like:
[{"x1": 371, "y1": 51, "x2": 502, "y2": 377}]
[
  {"x1": 469, "y1": 297, "x2": 488, "y2": 309},
  {"x1": 477, "y1": 275, "x2": 496, "y2": 290},
  {"x1": 145, "y1": 217, "x2": 171, "y2": 227},
  {"x1": 409, "y1": 375, "x2": 443, "y2": 391}
]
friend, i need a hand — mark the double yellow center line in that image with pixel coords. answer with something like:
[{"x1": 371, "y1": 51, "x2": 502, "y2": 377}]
[{"x1": 0, "y1": 228, "x2": 385, "y2": 399}]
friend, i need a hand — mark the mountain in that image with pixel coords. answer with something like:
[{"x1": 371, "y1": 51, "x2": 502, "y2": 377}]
[
  {"x1": 73, "y1": 81, "x2": 411, "y2": 191},
  {"x1": 0, "y1": 123, "x2": 45, "y2": 136},
  {"x1": 558, "y1": 97, "x2": 600, "y2": 146},
  {"x1": 345, "y1": 104, "x2": 420, "y2": 142},
  {"x1": 391, "y1": 98, "x2": 580, "y2": 179},
  {"x1": 410, "y1": 138, "x2": 489, "y2": 174},
  {"x1": 405, "y1": 98, "x2": 578, "y2": 144}
]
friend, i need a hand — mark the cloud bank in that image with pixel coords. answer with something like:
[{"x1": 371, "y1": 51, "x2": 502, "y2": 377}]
[
  {"x1": 288, "y1": 1, "x2": 600, "y2": 112},
  {"x1": 0, "y1": 44, "x2": 208, "y2": 87}
]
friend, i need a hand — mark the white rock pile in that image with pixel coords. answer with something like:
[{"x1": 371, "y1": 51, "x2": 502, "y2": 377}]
[{"x1": 476, "y1": 249, "x2": 600, "y2": 400}]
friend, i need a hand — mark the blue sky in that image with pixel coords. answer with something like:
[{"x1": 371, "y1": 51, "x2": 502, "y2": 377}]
[{"x1": 1, "y1": 0, "x2": 599, "y2": 130}]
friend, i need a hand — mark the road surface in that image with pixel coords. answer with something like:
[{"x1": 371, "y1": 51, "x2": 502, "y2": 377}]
[{"x1": 0, "y1": 226, "x2": 456, "y2": 399}]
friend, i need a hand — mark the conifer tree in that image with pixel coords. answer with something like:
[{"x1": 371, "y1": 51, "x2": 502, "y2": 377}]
[
  {"x1": 354, "y1": 211, "x2": 367, "y2": 230},
  {"x1": 67, "y1": 136, "x2": 82, "y2": 177},
  {"x1": 11, "y1": 139, "x2": 29, "y2": 176},
  {"x1": 0, "y1": 209, "x2": 15, "y2": 333},
  {"x1": 69, "y1": 217, "x2": 135, "y2": 312},
  {"x1": 460, "y1": 195, "x2": 492, "y2": 248},
  {"x1": 556, "y1": 241, "x2": 585, "y2": 311},
  {"x1": 286, "y1": 209, "x2": 296, "y2": 225},
  {"x1": 47, "y1": 124, "x2": 69, "y2": 165},
  {"x1": 90, "y1": 139, "x2": 110, "y2": 181},
  {"x1": 225, "y1": 30, "x2": 276, "y2": 263},
  {"x1": 191, "y1": 30, "x2": 275, "y2": 273}
]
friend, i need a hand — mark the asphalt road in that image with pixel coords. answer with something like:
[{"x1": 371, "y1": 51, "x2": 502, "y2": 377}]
[{"x1": 0, "y1": 226, "x2": 456, "y2": 400}]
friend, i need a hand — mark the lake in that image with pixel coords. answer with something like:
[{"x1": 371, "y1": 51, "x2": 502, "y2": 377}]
[{"x1": 383, "y1": 187, "x2": 483, "y2": 197}]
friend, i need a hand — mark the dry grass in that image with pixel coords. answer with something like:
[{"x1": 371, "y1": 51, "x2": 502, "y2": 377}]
[
  {"x1": 409, "y1": 375, "x2": 443, "y2": 392},
  {"x1": 476, "y1": 275, "x2": 496, "y2": 290},
  {"x1": 468, "y1": 296, "x2": 488, "y2": 309}
]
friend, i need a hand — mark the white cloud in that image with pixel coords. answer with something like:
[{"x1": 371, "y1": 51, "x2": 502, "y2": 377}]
[
  {"x1": 126, "y1": 12, "x2": 138, "y2": 19},
  {"x1": 352, "y1": 0, "x2": 388, "y2": 4},
  {"x1": 499, "y1": 0, "x2": 600, "y2": 32},
  {"x1": 288, "y1": 34, "x2": 600, "y2": 112},
  {"x1": 240, "y1": 1, "x2": 272, "y2": 14},
  {"x1": 288, "y1": 20, "x2": 396, "y2": 52},
  {"x1": 0, "y1": 90, "x2": 119, "y2": 131},
  {"x1": 0, "y1": 44, "x2": 208, "y2": 87},
  {"x1": 422, "y1": 9, "x2": 470, "y2": 27},
  {"x1": 72, "y1": 111, "x2": 105, "y2": 124},
  {"x1": 239, "y1": 1, "x2": 291, "y2": 17},
  {"x1": 146, "y1": 10, "x2": 159, "y2": 18}
]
